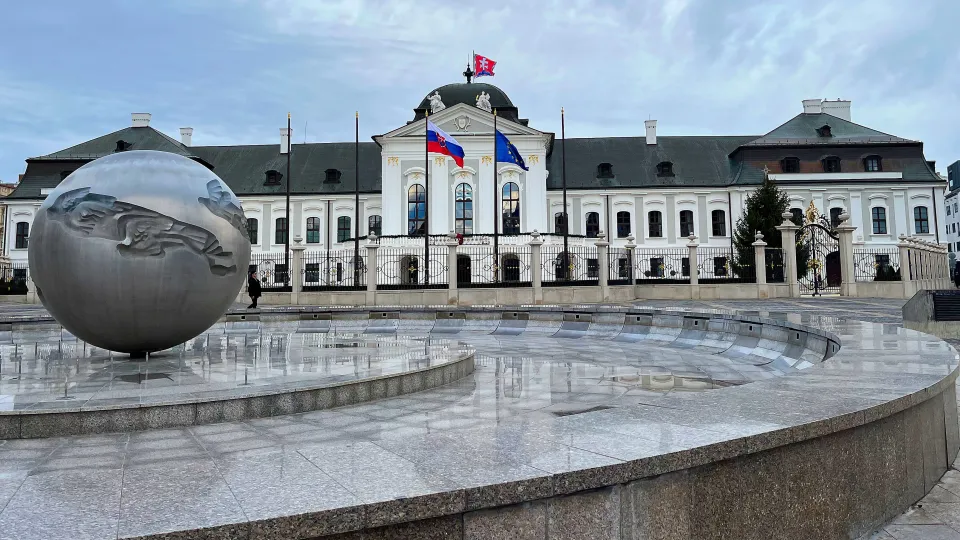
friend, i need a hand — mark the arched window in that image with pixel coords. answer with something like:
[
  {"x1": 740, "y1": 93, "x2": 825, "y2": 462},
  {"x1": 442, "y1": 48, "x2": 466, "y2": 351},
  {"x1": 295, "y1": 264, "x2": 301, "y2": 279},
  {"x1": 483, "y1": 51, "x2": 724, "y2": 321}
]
[
  {"x1": 14, "y1": 222, "x2": 28, "y2": 249},
  {"x1": 306, "y1": 217, "x2": 320, "y2": 244},
  {"x1": 275, "y1": 217, "x2": 288, "y2": 244},
  {"x1": 781, "y1": 157, "x2": 800, "y2": 173},
  {"x1": 407, "y1": 184, "x2": 426, "y2": 235},
  {"x1": 368, "y1": 215, "x2": 382, "y2": 237},
  {"x1": 616, "y1": 211, "x2": 631, "y2": 238},
  {"x1": 863, "y1": 155, "x2": 882, "y2": 172},
  {"x1": 246, "y1": 218, "x2": 259, "y2": 244},
  {"x1": 455, "y1": 183, "x2": 473, "y2": 235},
  {"x1": 648, "y1": 211, "x2": 662, "y2": 238},
  {"x1": 822, "y1": 156, "x2": 841, "y2": 173},
  {"x1": 554, "y1": 212, "x2": 567, "y2": 235},
  {"x1": 711, "y1": 210, "x2": 726, "y2": 237},
  {"x1": 914, "y1": 206, "x2": 929, "y2": 234},
  {"x1": 872, "y1": 207, "x2": 887, "y2": 234},
  {"x1": 585, "y1": 212, "x2": 600, "y2": 238},
  {"x1": 790, "y1": 208, "x2": 803, "y2": 225},
  {"x1": 337, "y1": 216, "x2": 351, "y2": 242},
  {"x1": 502, "y1": 182, "x2": 520, "y2": 235},
  {"x1": 829, "y1": 208, "x2": 843, "y2": 228},
  {"x1": 679, "y1": 210, "x2": 694, "y2": 237}
]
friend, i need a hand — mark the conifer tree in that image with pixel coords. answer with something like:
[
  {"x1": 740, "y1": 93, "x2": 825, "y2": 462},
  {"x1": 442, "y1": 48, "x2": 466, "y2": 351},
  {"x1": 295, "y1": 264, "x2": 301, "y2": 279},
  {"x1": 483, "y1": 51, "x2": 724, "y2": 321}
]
[{"x1": 731, "y1": 173, "x2": 806, "y2": 280}]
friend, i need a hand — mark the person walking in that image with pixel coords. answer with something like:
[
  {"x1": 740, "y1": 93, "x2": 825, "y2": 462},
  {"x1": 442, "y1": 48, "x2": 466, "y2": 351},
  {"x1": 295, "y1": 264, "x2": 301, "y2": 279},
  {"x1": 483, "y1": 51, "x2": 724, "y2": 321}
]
[{"x1": 247, "y1": 270, "x2": 261, "y2": 309}]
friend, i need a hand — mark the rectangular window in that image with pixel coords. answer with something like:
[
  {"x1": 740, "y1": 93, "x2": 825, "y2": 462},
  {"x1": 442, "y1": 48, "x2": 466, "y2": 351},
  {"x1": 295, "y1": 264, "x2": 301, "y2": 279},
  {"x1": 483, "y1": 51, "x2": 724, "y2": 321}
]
[
  {"x1": 246, "y1": 218, "x2": 259, "y2": 244},
  {"x1": 914, "y1": 206, "x2": 929, "y2": 234},
  {"x1": 587, "y1": 258, "x2": 599, "y2": 278},
  {"x1": 648, "y1": 212, "x2": 662, "y2": 238},
  {"x1": 616, "y1": 212, "x2": 631, "y2": 238},
  {"x1": 649, "y1": 257, "x2": 664, "y2": 278},
  {"x1": 14, "y1": 222, "x2": 28, "y2": 249},
  {"x1": 679, "y1": 210, "x2": 694, "y2": 238},
  {"x1": 275, "y1": 218, "x2": 288, "y2": 244},
  {"x1": 871, "y1": 207, "x2": 887, "y2": 234},
  {"x1": 714, "y1": 256, "x2": 728, "y2": 277},
  {"x1": 368, "y1": 215, "x2": 382, "y2": 237},
  {"x1": 337, "y1": 216, "x2": 351, "y2": 243},
  {"x1": 948, "y1": 206, "x2": 952, "y2": 216},
  {"x1": 305, "y1": 263, "x2": 320, "y2": 283},
  {"x1": 711, "y1": 210, "x2": 726, "y2": 237}
]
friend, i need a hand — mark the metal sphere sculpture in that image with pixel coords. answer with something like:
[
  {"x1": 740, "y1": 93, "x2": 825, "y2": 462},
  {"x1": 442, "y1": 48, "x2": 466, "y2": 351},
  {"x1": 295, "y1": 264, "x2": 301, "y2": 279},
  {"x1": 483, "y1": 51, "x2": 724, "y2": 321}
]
[{"x1": 28, "y1": 150, "x2": 251, "y2": 354}]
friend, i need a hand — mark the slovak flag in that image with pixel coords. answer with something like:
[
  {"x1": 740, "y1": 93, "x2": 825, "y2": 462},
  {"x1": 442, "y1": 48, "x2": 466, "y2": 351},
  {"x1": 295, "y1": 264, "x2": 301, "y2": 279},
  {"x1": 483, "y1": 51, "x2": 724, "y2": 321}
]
[
  {"x1": 426, "y1": 120, "x2": 465, "y2": 167},
  {"x1": 474, "y1": 54, "x2": 496, "y2": 77}
]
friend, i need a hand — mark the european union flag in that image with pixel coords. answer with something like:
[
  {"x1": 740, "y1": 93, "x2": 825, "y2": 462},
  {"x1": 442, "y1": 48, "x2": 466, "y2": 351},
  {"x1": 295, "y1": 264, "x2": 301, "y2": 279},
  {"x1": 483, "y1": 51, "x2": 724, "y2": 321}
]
[{"x1": 495, "y1": 130, "x2": 528, "y2": 171}]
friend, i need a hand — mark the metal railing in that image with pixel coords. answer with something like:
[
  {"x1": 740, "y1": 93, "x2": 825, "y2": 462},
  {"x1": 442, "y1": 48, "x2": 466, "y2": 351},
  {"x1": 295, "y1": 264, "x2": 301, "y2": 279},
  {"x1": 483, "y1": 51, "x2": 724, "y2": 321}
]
[
  {"x1": 376, "y1": 246, "x2": 449, "y2": 290},
  {"x1": 608, "y1": 248, "x2": 632, "y2": 285},
  {"x1": 854, "y1": 247, "x2": 901, "y2": 282},
  {"x1": 249, "y1": 252, "x2": 292, "y2": 291},
  {"x1": 764, "y1": 248, "x2": 784, "y2": 283},
  {"x1": 541, "y1": 244, "x2": 600, "y2": 285},
  {"x1": 697, "y1": 247, "x2": 756, "y2": 284},
  {"x1": 454, "y1": 244, "x2": 534, "y2": 287},
  {"x1": 302, "y1": 250, "x2": 366, "y2": 290},
  {"x1": 634, "y1": 248, "x2": 690, "y2": 283},
  {"x1": 0, "y1": 263, "x2": 28, "y2": 295}
]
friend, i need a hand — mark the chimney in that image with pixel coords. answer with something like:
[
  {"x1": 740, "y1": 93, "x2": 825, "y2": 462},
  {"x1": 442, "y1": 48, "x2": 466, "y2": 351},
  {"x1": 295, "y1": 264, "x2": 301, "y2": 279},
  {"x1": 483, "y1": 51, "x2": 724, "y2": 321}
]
[
  {"x1": 280, "y1": 127, "x2": 292, "y2": 154},
  {"x1": 131, "y1": 113, "x2": 152, "y2": 127},
  {"x1": 179, "y1": 128, "x2": 193, "y2": 146},
  {"x1": 821, "y1": 99, "x2": 851, "y2": 121},
  {"x1": 801, "y1": 99, "x2": 822, "y2": 114},
  {"x1": 644, "y1": 119, "x2": 657, "y2": 145}
]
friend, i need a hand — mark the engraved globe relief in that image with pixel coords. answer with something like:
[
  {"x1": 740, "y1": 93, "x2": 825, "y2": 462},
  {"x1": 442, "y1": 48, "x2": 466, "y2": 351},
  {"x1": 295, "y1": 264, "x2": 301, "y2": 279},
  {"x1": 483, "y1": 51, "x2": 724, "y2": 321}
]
[{"x1": 28, "y1": 150, "x2": 250, "y2": 354}]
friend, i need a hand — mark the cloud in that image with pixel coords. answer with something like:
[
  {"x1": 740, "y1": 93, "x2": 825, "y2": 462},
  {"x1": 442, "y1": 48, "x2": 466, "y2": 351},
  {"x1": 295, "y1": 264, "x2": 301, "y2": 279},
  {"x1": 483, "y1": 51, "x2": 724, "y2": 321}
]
[{"x1": 0, "y1": 0, "x2": 957, "y2": 181}]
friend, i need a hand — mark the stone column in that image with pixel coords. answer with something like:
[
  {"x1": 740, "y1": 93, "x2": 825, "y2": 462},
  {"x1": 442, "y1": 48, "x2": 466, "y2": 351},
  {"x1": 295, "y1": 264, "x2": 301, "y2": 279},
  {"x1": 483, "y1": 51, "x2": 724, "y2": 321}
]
[
  {"x1": 898, "y1": 234, "x2": 914, "y2": 298},
  {"x1": 835, "y1": 211, "x2": 857, "y2": 297},
  {"x1": 687, "y1": 234, "x2": 699, "y2": 299},
  {"x1": 529, "y1": 230, "x2": 544, "y2": 305},
  {"x1": 365, "y1": 234, "x2": 379, "y2": 306},
  {"x1": 596, "y1": 231, "x2": 610, "y2": 302},
  {"x1": 291, "y1": 236, "x2": 305, "y2": 305},
  {"x1": 753, "y1": 231, "x2": 767, "y2": 286},
  {"x1": 625, "y1": 235, "x2": 637, "y2": 299},
  {"x1": 446, "y1": 230, "x2": 459, "y2": 305},
  {"x1": 776, "y1": 212, "x2": 800, "y2": 297}
]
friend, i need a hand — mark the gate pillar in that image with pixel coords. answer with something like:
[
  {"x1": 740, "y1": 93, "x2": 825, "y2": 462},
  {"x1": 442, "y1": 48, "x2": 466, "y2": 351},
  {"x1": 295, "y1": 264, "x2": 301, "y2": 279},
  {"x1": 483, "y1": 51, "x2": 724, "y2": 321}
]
[
  {"x1": 775, "y1": 212, "x2": 801, "y2": 298},
  {"x1": 836, "y1": 212, "x2": 857, "y2": 297}
]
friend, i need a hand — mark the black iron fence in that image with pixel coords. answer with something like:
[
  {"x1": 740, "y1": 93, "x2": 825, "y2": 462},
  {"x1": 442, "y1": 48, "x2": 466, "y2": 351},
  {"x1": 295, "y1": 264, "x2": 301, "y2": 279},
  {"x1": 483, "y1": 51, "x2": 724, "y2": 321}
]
[
  {"x1": 455, "y1": 244, "x2": 534, "y2": 287},
  {"x1": 302, "y1": 250, "x2": 366, "y2": 291},
  {"x1": 608, "y1": 248, "x2": 632, "y2": 285},
  {"x1": 634, "y1": 248, "x2": 690, "y2": 283},
  {"x1": 697, "y1": 247, "x2": 756, "y2": 284},
  {"x1": 376, "y1": 246, "x2": 449, "y2": 290},
  {"x1": 854, "y1": 247, "x2": 901, "y2": 282},
  {"x1": 541, "y1": 244, "x2": 600, "y2": 286},
  {"x1": 0, "y1": 263, "x2": 28, "y2": 295},
  {"x1": 249, "y1": 252, "x2": 292, "y2": 291},
  {"x1": 764, "y1": 248, "x2": 785, "y2": 283}
]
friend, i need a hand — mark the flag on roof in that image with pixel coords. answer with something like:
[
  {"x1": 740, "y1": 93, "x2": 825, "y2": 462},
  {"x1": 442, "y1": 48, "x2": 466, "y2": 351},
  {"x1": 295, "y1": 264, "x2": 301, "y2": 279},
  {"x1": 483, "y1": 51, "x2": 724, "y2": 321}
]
[
  {"x1": 474, "y1": 54, "x2": 496, "y2": 77},
  {"x1": 495, "y1": 130, "x2": 527, "y2": 171},
  {"x1": 426, "y1": 120, "x2": 465, "y2": 167}
]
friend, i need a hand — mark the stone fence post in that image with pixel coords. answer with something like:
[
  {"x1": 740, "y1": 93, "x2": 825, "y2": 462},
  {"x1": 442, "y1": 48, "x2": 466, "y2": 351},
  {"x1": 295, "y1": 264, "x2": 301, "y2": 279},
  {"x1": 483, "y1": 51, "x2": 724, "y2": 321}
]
[
  {"x1": 687, "y1": 234, "x2": 699, "y2": 299},
  {"x1": 446, "y1": 231, "x2": 459, "y2": 305},
  {"x1": 596, "y1": 231, "x2": 610, "y2": 302},
  {"x1": 752, "y1": 232, "x2": 767, "y2": 286},
  {"x1": 365, "y1": 234, "x2": 379, "y2": 306},
  {"x1": 776, "y1": 212, "x2": 800, "y2": 297},
  {"x1": 835, "y1": 211, "x2": 857, "y2": 297},
  {"x1": 898, "y1": 234, "x2": 914, "y2": 298},
  {"x1": 625, "y1": 235, "x2": 637, "y2": 286},
  {"x1": 528, "y1": 230, "x2": 544, "y2": 305},
  {"x1": 291, "y1": 236, "x2": 305, "y2": 305}
]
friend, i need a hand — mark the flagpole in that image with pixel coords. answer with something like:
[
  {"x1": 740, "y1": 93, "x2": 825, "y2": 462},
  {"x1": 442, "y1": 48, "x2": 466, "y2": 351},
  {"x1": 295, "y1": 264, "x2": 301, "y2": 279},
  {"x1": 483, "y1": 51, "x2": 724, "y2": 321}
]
[
  {"x1": 493, "y1": 108, "x2": 499, "y2": 282},
  {"x1": 561, "y1": 107, "x2": 569, "y2": 280},
  {"x1": 354, "y1": 111, "x2": 360, "y2": 286},
  {"x1": 424, "y1": 111, "x2": 430, "y2": 286},
  {"x1": 284, "y1": 112, "x2": 292, "y2": 287}
]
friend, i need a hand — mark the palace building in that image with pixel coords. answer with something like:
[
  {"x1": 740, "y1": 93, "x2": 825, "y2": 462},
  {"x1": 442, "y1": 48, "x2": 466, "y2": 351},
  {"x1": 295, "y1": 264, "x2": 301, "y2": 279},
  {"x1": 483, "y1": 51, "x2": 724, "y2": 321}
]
[{"x1": 2, "y1": 80, "x2": 944, "y2": 267}]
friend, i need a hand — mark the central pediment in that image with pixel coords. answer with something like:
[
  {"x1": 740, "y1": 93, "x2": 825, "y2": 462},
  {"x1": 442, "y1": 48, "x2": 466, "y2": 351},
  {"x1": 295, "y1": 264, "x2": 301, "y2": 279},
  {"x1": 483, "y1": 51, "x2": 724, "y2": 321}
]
[{"x1": 376, "y1": 103, "x2": 547, "y2": 143}]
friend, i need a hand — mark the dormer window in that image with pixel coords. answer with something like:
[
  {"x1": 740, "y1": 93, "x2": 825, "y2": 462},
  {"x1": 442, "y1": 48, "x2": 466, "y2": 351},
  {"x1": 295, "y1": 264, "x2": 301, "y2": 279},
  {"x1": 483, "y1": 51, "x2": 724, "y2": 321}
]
[
  {"x1": 264, "y1": 170, "x2": 282, "y2": 185},
  {"x1": 597, "y1": 163, "x2": 614, "y2": 178},
  {"x1": 115, "y1": 140, "x2": 129, "y2": 152},
  {"x1": 656, "y1": 161, "x2": 674, "y2": 177},
  {"x1": 816, "y1": 125, "x2": 832, "y2": 137},
  {"x1": 781, "y1": 157, "x2": 800, "y2": 173},
  {"x1": 863, "y1": 155, "x2": 882, "y2": 172},
  {"x1": 822, "y1": 156, "x2": 841, "y2": 173},
  {"x1": 325, "y1": 168, "x2": 342, "y2": 183}
]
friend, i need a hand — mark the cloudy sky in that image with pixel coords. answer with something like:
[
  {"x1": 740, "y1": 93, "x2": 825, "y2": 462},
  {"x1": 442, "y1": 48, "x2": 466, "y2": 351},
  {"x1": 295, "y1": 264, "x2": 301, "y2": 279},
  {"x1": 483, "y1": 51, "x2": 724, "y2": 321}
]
[{"x1": 1, "y1": 0, "x2": 957, "y2": 181}]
